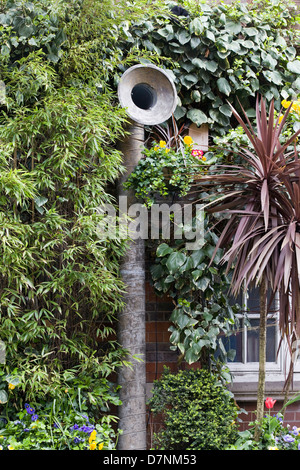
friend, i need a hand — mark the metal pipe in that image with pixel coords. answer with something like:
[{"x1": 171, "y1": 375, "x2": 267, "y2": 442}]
[{"x1": 117, "y1": 120, "x2": 146, "y2": 450}]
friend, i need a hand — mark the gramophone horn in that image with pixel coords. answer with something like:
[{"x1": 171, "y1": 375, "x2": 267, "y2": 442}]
[{"x1": 118, "y1": 64, "x2": 177, "y2": 126}]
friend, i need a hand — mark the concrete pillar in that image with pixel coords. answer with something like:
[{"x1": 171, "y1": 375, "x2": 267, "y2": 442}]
[{"x1": 117, "y1": 121, "x2": 146, "y2": 450}]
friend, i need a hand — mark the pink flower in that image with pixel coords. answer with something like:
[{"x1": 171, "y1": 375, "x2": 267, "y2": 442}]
[
  {"x1": 265, "y1": 397, "x2": 276, "y2": 409},
  {"x1": 191, "y1": 149, "x2": 204, "y2": 159}
]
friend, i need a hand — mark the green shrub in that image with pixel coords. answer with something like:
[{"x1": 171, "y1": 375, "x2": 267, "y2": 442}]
[{"x1": 148, "y1": 367, "x2": 239, "y2": 450}]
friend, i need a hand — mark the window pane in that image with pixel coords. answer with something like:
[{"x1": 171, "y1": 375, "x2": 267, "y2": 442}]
[
  {"x1": 247, "y1": 287, "x2": 277, "y2": 315},
  {"x1": 226, "y1": 288, "x2": 278, "y2": 365},
  {"x1": 221, "y1": 332, "x2": 243, "y2": 363},
  {"x1": 247, "y1": 318, "x2": 276, "y2": 362},
  {"x1": 247, "y1": 287, "x2": 260, "y2": 314}
]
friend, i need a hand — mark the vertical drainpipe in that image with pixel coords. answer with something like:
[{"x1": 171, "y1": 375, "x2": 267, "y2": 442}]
[
  {"x1": 116, "y1": 64, "x2": 177, "y2": 451},
  {"x1": 117, "y1": 120, "x2": 146, "y2": 450}
]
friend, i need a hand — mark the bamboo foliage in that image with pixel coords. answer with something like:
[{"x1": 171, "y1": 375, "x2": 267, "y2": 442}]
[{"x1": 0, "y1": 0, "x2": 160, "y2": 403}]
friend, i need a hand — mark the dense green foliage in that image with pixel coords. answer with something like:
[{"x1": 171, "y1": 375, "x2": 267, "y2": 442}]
[
  {"x1": 120, "y1": 0, "x2": 300, "y2": 135},
  {"x1": 149, "y1": 367, "x2": 239, "y2": 450},
  {"x1": 0, "y1": 0, "x2": 169, "y2": 438},
  {"x1": 150, "y1": 216, "x2": 240, "y2": 375}
]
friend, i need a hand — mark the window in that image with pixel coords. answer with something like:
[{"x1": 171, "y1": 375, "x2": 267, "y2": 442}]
[
  {"x1": 227, "y1": 288, "x2": 279, "y2": 364},
  {"x1": 216, "y1": 286, "x2": 300, "y2": 400},
  {"x1": 223, "y1": 288, "x2": 285, "y2": 380}
]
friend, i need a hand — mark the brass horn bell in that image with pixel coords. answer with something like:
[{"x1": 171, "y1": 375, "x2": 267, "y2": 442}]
[{"x1": 118, "y1": 64, "x2": 177, "y2": 126}]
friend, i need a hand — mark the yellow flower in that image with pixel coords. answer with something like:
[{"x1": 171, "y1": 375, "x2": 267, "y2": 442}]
[
  {"x1": 8, "y1": 383, "x2": 15, "y2": 390},
  {"x1": 202, "y1": 156, "x2": 206, "y2": 161},
  {"x1": 154, "y1": 146, "x2": 159, "y2": 151},
  {"x1": 98, "y1": 442, "x2": 104, "y2": 450},
  {"x1": 8, "y1": 445, "x2": 14, "y2": 450},
  {"x1": 0, "y1": 446, "x2": 2, "y2": 450},
  {"x1": 278, "y1": 115, "x2": 284, "y2": 123},
  {"x1": 64, "y1": 389, "x2": 68, "y2": 393},
  {"x1": 89, "y1": 430, "x2": 97, "y2": 444},
  {"x1": 281, "y1": 99, "x2": 291, "y2": 109},
  {"x1": 159, "y1": 140, "x2": 166, "y2": 148},
  {"x1": 292, "y1": 102, "x2": 300, "y2": 114},
  {"x1": 183, "y1": 135, "x2": 193, "y2": 146},
  {"x1": 268, "y1": 446, "x2": 279, "y2": 450},
  {"x1": 165, "y1": 148, "x2": 170, "y2": 153},
  {"x1": 89, "y1": 441, "x2": 97, "y2": 450}
]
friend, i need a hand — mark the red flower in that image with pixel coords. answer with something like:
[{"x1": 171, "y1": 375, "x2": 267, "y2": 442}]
[{"x1": 265, "y1": 397, "x2": 276, "y2": 409}]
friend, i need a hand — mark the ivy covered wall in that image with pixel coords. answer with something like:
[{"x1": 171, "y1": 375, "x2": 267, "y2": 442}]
[{"x1": 119, "y1": 0, "x2": 300, "y2": 135}]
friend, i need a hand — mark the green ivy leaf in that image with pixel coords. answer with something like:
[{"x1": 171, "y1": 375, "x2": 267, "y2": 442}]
[
  {"x1": 150, "y1": 263, "x2": 164, "y2": 280},
  {"x1": 217, "y1": 77, "x2": 231, "y2": 96},
  {"x1": 191, "y1": 250, "x2": 206, "y2": 267},
  {"x1": 176, "y1": 30, "x2": 191, "y2": 45},
  {"x1": 0, "y1": 390, "x2": 8, "y2": 404},
  {"x1": 205, "y1": 30, "x2": 215, "y2": 42},
  {"x1": 190, "y1": 37, "x2": 201, "y2": 49},
  {"x1": 262, "y1": 70, "x2": 283, "y2": 85},
  {"x1": 262, "y1": 53, "x2": 277, "y2": 69},
  {"x1": 28, "y1": 37, "x2": 37, "y2": 46},
  {"x1": 169, "y1": 329, "x2": 180, "y2": 344},
  {"x1": 191, "y1": 90, "x2": 201, "y2": 103},
  {"x1": 192, "y1": 57, "x2": 206, "y2": 69},
  {"x1": 156, "y1": 243, "x2": 173, "y2": 257},
  {"x1": 185, "y1": 347, "x2": 199, "y2": 364},
  {"x1": 195, "y1": 277, "x2": 210, "y2": 291},
  {"x1": 180, "y1": 74, "x2": 198, "y2": 89},
  {"x1": 287, "y1": 60, "x2": 300, "y2": 75},
  {"x1": 166, "y1": 252, "x2": 187, "y2": 274},
  {"x1": 225, "y1": 21, "x2": 242, "y2": 34},
  {"x1": 174, "y1": 105, "x2": 187, "y2": 120},
  {"x1": 158, "y1": 25, "x2": 174, "y2": 39},
  {"x1": 285, "y1": 46, "x2": 297, "y2": 60},
  {"x1": 189, "y1": 18, "x2": 204, "y2": 36},
  {"x1": 244, "y1": 27, "x2": 258, "y2": 36},
  {"x1": 206, "y1": 60, "x2": 218, "y2": 73},
  {"x1": 186, "y1": 108, "x2": 208, "y2": 126},
  {"x1": 219, "y1": 104, "x2": 232, "y2": 116}
]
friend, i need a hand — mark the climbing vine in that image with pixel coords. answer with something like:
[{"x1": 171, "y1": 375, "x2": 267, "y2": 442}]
[{"x1": 120, "y1": 0, "x2": 300, "y2": 135}]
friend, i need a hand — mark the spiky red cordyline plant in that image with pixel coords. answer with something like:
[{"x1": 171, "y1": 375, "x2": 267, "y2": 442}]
[{"x1": 195, "y1": 96, "x2": 300, "y2": 432}]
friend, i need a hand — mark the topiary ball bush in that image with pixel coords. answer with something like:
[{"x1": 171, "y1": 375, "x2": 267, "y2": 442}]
[{"x1": 148, "y1": 367, "x2": 239, "y2": 450}]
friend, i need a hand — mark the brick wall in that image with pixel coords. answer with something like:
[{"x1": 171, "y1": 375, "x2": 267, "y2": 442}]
[
  {"x1": 238, "y1": 400, "x2": 300, "y2": 431},
  {"x1": 144, "y1": 256, "x2": 300, "y2": 447}
]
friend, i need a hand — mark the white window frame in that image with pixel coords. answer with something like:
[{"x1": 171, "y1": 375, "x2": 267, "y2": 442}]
[{"x1": 228, "y1": 290, "x2": 300, "y2": 385}]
